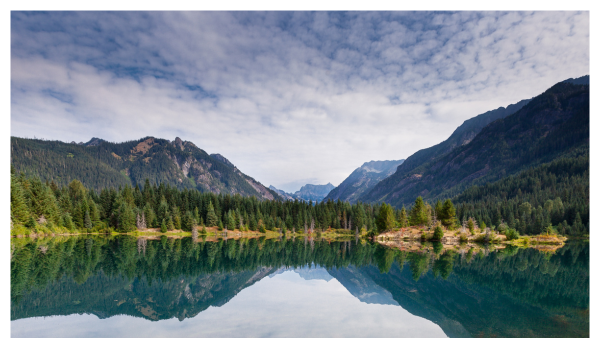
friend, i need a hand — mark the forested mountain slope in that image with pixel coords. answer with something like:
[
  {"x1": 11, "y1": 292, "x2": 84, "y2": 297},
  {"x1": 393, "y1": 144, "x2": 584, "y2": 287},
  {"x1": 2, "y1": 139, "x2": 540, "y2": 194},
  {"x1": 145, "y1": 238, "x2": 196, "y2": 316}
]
[
  {"x1": 362, "y1": 79, "x2": 589, "y2": 207},
  {"x1": 324, "y1": 160, "x2": 404, "y2": 203},
  {"x1": 378, "y1": 99, "x2": 531, "y2": 190},
  {"x1": 11, "y1": 136, "x2": 278, "y2": 200}
]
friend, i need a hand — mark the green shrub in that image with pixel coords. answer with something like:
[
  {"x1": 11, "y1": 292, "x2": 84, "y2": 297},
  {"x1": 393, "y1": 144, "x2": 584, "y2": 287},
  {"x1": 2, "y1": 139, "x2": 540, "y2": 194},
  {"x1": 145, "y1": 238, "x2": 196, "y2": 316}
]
[
  {"x1": 432, "y1": 226, "x2": 444, "y2": 241},
  {"x1": 11, "y1": 224, "x2": 31, "y2": 237},
  {"x1": 505, "y1": 228, "x2": 520, "y2": 241}
]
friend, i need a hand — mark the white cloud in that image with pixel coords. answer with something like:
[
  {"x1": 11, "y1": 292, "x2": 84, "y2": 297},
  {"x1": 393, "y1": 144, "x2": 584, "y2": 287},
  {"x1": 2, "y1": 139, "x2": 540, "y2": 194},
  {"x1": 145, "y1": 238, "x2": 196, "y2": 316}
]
[{"x1": 11, "y1": 11, "x2": 589, "y2": 188}]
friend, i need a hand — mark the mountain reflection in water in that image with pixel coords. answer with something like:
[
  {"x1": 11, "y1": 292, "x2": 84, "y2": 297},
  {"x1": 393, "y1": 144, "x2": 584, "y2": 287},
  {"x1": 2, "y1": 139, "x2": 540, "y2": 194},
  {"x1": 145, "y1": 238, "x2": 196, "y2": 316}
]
[{"x1": 11, "y1": 236, "x2": 589, "y2": 337}]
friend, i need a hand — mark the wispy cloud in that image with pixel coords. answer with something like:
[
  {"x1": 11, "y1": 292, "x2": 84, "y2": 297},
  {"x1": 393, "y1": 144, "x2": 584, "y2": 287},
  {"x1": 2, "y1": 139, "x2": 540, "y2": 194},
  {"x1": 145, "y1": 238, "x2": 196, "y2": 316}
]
[{"x1": 11, "y1": 11, "x2": 589, "y2": 190}]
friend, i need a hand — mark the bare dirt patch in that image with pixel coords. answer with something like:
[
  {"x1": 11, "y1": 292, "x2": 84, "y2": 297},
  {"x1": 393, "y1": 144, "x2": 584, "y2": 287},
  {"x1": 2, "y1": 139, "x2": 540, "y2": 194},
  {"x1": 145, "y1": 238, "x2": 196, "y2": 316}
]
[{"x1": 132, "y1": 138, "x2": 156, "y2": 155}]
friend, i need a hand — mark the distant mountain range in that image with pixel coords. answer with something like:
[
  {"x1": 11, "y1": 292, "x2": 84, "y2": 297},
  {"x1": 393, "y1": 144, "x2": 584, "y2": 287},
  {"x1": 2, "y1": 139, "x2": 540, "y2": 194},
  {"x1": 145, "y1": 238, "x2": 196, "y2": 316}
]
[
  {"x1": 324, "y1": 160, "x2": 404, "y2": 203},
  {"x1": 11, "y1": 136, "x2": 279, "y2": 200},
  {"x1": 269, "y1": 183, "x2": 335, "y2": 202}
]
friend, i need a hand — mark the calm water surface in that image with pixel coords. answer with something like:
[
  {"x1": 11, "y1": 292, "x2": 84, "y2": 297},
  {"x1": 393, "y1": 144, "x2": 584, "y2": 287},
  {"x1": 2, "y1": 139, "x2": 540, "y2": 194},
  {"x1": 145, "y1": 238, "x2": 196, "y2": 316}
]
[{"x1": 11, "y1": 236, "x2": 589, "y2": 337}]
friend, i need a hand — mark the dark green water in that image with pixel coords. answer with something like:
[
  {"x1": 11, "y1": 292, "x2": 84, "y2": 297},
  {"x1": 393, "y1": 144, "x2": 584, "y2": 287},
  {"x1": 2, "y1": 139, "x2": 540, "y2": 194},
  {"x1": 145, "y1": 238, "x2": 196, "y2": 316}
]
[{"x1": 11, "y1": 236, "x2": 589, "y2": 337}]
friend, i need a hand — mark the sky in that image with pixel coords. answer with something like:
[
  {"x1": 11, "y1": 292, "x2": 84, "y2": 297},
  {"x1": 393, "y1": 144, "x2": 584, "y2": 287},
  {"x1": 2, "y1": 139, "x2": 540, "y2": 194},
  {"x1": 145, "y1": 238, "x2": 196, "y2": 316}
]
[{"x1": 10, "y1": 11, "x2": 589, "y2": 192}]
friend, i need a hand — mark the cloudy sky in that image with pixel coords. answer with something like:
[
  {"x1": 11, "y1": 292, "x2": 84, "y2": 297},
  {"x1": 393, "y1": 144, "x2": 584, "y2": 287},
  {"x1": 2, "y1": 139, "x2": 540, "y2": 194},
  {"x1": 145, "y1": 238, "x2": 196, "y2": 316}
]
[{"x1": 11, "y1": 11, "x2": 589, "y2": 192}]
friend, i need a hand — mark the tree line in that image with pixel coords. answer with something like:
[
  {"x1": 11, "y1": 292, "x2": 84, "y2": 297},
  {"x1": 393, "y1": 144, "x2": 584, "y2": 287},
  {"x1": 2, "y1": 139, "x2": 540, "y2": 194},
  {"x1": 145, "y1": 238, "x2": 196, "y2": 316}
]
[{"x1": 11, "y1": 151, "x2": 588, "y2": 237}]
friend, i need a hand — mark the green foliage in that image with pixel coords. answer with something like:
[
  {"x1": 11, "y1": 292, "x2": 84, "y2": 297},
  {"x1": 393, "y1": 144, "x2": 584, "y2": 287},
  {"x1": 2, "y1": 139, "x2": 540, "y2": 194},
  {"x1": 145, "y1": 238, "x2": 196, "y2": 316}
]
[
  {"x1": 432, "y1": 226, "x2": 444, "y2": 241},
  {"x1": 10, "y1": 172, "x2": 30, "y2": 226},
  {"x1": 10, "y1": 156, "x2": 587, "y2": 238},
  {"x1": 440, "y1": 199, "x2": 456, "y2": 226},
  {"x1": 453, "y1": 154, "x2": 589, "y2": 236},
  {"x1": 397, "y1": 207, "x2": 408, "y2": 228},
  {"x1": 160, "y1": 219, "x2": 167, "y2": 233},
  {"x1": 505, "y1": 228, "x2": 520, "y2": 241},
  {"x1": 376, "y1": 203, "x2": 395, "y2": 233},
  {"x1": 206, "y1": 202, "x2": 218, "y2": 228},
  {"x1": 409, "y1": 197, "x2": 429, "y2": 226}
]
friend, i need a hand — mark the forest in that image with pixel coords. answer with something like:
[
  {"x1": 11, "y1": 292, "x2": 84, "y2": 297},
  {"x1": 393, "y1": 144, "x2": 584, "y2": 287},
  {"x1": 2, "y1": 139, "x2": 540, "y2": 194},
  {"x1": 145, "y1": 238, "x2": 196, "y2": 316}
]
[{"x1": 10, "y1": 145, "x2": 589, "y2": 238}]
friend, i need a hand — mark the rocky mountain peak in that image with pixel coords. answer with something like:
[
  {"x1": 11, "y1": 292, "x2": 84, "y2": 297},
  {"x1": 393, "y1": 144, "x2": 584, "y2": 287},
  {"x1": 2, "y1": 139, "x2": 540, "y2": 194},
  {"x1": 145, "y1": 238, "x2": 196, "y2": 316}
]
[
  {"x1": 85, "y1": 137, "x2": 104, "y2": 147},
  {"x1": 173, "y1": 137, "x2": 184, "y2": 150}
]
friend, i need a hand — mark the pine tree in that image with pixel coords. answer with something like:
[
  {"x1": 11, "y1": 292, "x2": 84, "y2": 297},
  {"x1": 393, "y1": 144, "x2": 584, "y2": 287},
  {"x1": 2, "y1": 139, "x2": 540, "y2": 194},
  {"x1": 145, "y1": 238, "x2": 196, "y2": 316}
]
[
  {"x1": 206, "y1": 201, "x2": 218, "y2": 228},
  {"x1": 143, "y1": 203, "x2": 155, "y2": 228},
  {"x1": 397, "y1": 207, "x2": 408, "y2": 228},
  {"x1": 10, "y1": 173, "x2": 30, "y2": 226},
  {"x1": 167, "y1": 216, "x2": 175, "y2": 231},
  {"x1": 117, "y1": 201, "x2": 136, "y2": 232},
  {"x1": 84, "y1": 210, "x2": 92, "y2": 229},
  {"x1": 376, "y1": 203, "x2": 395, "y2": 233},
  {"x1": 62, "y1": 213, "x2": 75, "y2": 230},
  {"x1": 409, "y1": 196, "x2": 429, "y2": 226},
  {"x1": 160, "y1": 218, "x2": 167, "y2": 233},
  {"x1": 440, "y1": 199, "x2": 456, "y2": 227}
]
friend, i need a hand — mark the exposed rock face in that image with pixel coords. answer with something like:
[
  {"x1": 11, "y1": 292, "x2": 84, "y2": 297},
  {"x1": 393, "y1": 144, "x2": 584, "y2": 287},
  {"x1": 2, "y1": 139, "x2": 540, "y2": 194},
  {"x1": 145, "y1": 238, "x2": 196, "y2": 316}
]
[
  {"x1": 173, "y1": 137, "x2": 184, "y2": 150},
  {"x1": 324, "y1": 159, "x2": 404, "y2": 203}
]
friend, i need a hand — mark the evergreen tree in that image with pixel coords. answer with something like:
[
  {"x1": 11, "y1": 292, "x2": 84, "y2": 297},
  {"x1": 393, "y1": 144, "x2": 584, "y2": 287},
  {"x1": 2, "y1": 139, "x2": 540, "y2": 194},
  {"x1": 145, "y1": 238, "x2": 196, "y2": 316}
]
[
  {"x1": 397, "y1": 207, "x2": 408, "y2": 228},
  {"x1": 376, "y1": 203, "x2": 395, "y2": 233},
  {"x1": 206, "y1": 201, "x2": 218, "y2": 228},
  {"x1": 167, "y1": 216, "x2": 175, "y2": 231},
  {"x1": 409, "y1": 196, "x2": 429, "y2": 226},
  {"x1": 143, "y1": 203, "x2": 156, "y2": 228},
  {"x1": 117, "y1": 201, "x2": 136, "y2": 232},
  {"x1": 440, "y1": 199, "x2": 456, "y2": 227},
  {"x1": 61, "y1": 213, "x2": 75, "y2": 230},
  {"x1": 10, "y1": 173, "x2": 30, "y2": 226},
  {"x1": 84, "y1": 210, "x2": 92, "y2": 229},
  {"x1": 160, "y1": 218, "x2": 167, "y2": 233}
]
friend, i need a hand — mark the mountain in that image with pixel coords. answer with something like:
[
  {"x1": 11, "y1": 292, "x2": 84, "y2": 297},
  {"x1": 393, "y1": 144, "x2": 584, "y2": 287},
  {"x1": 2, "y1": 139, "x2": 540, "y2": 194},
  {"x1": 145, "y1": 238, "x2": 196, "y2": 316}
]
[
  {"x1": 563, "y1": 74, "x2": 589, "y2": 85},
  {"x1": 269, "y1": 185, "x2": 296, "y2": 200},
  {"x1": 324, "y1": 160, "x2": 404, "y2": 203},
  {"x1": 10, "y1": 136, "x2": 278, "y2": 200},
  {"x1": 327, "y1": 266, "x2": 398, "y2": 305},
  {"x1": 293, "y1": 183, "x2": 335, "y2": 202},
  {"x1": 12, "y1": 266, "x2": 276, "y2": 322},
  {"x1": 270, "y1": 183, "x2": 335, "y2": 202},
  {"x1": 372, "y1": 99, "x2": 531, "y2": 195},
  {"x1": 362, "y1": 77, "x2": 589, "y2": 207}
]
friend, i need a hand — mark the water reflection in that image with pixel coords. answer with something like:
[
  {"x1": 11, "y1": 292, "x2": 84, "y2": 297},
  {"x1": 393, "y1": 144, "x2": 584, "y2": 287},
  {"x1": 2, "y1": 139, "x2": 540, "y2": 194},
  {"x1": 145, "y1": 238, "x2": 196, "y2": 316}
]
[{"x1": 11, "y1": 236, "x2": 589, "y2": 337}]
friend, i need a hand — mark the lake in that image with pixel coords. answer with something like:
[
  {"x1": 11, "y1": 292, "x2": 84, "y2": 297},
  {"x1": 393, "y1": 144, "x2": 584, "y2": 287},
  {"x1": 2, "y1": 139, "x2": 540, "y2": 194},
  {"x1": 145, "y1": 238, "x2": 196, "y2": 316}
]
[{"x1": 11, "y1": 236, "x2": 589, "y2": 337}]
